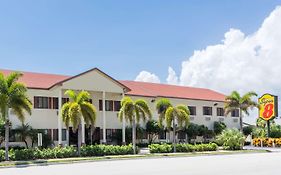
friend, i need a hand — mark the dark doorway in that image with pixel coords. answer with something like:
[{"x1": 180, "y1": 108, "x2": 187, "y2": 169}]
[
  {"x1": 85, "y1": 127, "x2": 101, "y2": 145},
  {"x1": 69, "y1": 126, "x2": 101, "y2": 146},
  {"x1": 69, "y1": 127, "x2": 78, "y2": 146}
]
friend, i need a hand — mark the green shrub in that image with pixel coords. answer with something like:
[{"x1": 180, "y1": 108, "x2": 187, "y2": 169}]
[
  {"x1": 149, "y1": 143, "x2": 218, "y2": 153},
  {"x1": 243, "y1": 126, "x2": 254, "y2": 136},
  {"x1": 214, "y1": 122, "x2": 226, "y2": 135},
  {"x1": 216, "y1": 129, "x2": 245, "y2": 150},
  {"x1": 81, "y1": 144, "x2": 134, "y2": 157},
  {"x1": 0, "y1": 150, "x2": 4, "y2": 162},
  {"x1": 149, "y1": 143, "x2": 172, "y2": 153}
]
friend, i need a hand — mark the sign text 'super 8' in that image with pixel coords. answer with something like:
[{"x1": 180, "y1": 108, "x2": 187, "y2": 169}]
[{"x1": 258, "y1": 94, "x2": 278, "y2": 121}]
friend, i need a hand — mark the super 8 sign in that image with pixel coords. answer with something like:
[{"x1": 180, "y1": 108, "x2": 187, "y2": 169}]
[{"x1": 259, "y1": 94, "x2": 278, "y2": 121}]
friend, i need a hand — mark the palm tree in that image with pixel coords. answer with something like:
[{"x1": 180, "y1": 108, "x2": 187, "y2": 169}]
[
  {"x1": 0, "y1": 72, "x2": 32, "y2": 161},
  {"x1": 14, "y1": 123, "x2": 33, "y2": 148},
  {"x1": 61, "y1": 90, "x2": 96, "y2": 156},
  {"x1": 156, "y1": 98, "x2": 190, "y2": 153},
  {"x1": 225, "y1": 91, "x2": 258, "y2": 131},
  {"x1": 118, "y1": 97, "x2": 152, "y2": 154}
]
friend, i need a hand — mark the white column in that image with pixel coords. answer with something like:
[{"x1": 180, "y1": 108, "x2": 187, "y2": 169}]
[
  {"x1": 81, "y1": 118, "x2": 85, "y2": 144},
  {"x1": 122, "y1": 93, "x2": 126, "y2": 144},
  {"x1": 58, "y1": 89, "x2": 62, "y2": 145},
  {"x1": 66, "y1": 129, "x2": 69, "y2": 146},
  {"x1": 102, "y1": 91, "x2": 106, "y2": 143}
]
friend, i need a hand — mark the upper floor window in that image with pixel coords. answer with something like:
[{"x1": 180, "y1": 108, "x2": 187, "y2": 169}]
[
  {"x1": 231, "y1": 109, "x2": 239, "y2": 117},
  {"x1": 34, "y1": 96, "x2": 49, "y2": 109},
  {"x1": 62, "y1": 98, "x2": 69, "y2": 105},
  {"x1": 188, "y1": 106, "x2": 196, "y2": 115},
  {"x1": 217, "y1": 108, "x2": 224, "y2": 116},
  {"x1": 105, "y1": 100, "x2": 113, "y2": 111},
  {"x1": 99, "y1": 100, "x2": 121, "y2": 111},
  {"x1": 203, "y1": 106, "x2": 212, "y2": 115},
  {"x1": 114, "y1": 101, "x2": 121, "y2": 111}
]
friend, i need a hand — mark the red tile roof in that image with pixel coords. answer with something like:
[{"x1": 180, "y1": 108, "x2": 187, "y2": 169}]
[
  {"x1": 0, "y1": 69, "x2": 225, "y2": 101},
  {"x1": 120, "y1": 80, "x2": 226, "y2": 102},
  {"x1": 0, "y1": 69, "x2": 70, "y2": 89}
]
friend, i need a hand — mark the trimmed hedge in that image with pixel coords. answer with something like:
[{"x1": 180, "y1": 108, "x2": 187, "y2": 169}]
[
  {"x1": 149, "y1": 143, "x2": 218, "y2": 153},
  {"x1": 0, "y1": 144, "x2": 135, "y2": 161},
  {"x1": 81, "y1": 144, "x2": 134, "y2": 156}
]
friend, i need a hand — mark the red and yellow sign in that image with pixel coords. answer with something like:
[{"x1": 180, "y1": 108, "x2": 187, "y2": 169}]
[{"x1": 258, "y1": 94, "x2": 278, "y2": 121}]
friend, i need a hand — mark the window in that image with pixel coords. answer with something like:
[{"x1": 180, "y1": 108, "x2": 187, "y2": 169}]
[
  {"x1": 158, "y1": 131, "x2": 166, "y2": 140},
  {"x1": 106, "y1": 129, "x2": 113, "y2": 142},
  {"x1": 231, "y1": 109, "x2": 239, "y2": 117},
  {"x1": 62, "y1": 98, "x2": 69, "y2": 105},
  {"x1": 188, "y1": 106, "x2": 196, "y2": 115},
  {"x1": 53, "y1": 129, "x2": 58, "y2": 141},
  {"x1": 62, "y1": 129, "x2": 67, "y2": 141},
  {"x1": 105, "y1": 100, "x2": 113, "y2": 111},
  {"x1": 178, "y1": 131, "x2": 186, "y2": 140},
  {"x1": 99, "y1": 100, "x2": 103, "y2": 111},
  {"x1": 53, "y1": 97, "x2": 59, "y2": 109},
  {"x1": 203, "y1": 106, "x2": 212, "y2": 115},
  {"x1": 114, "y1": 101, "x2": 121, "y2": 111},
  {"x1": 99, "y1": 100, "x2": 119, "y2": 111},
  {"x1": 217, "y1": 108, "x2": 224, "y2": 116},
  {"x1": 34, "y1": 96, "x2": 49, "y2": 109}
]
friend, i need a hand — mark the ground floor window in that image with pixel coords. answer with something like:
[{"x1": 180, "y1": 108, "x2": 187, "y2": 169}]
[
  {"x1": 158, "y1": 131, "x2": 166, "y2": 140},
  {"x1": 178, "y1": 131, "x2": 186, "y2": 140},
  {"x1": 52, "y1": 129, "x2": 67, "y2": 141}
]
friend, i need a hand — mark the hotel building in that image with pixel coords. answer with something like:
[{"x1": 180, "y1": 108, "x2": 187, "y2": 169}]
[{"x1": 0, "y1": 68, "x2": 239, "y2": 147}]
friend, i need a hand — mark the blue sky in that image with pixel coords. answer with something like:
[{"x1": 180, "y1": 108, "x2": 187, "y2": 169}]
[{"x1": 0, "y1": 0, "x2": 280, "y2": 81}]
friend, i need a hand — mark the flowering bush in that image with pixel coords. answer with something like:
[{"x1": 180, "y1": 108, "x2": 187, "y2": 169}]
[{"x1": 252, "y1": 138, "x2": 281, "y2": 147}]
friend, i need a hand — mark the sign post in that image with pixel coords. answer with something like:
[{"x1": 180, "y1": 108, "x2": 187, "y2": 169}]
[{"x1": 258, "y1": 94, "x2": 278, "y2": 137}]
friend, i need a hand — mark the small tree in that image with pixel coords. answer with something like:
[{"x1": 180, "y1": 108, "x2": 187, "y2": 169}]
[
  {"x1": 14, "y1": 123, "x2": 33, "y2": 148},
  {"x1": 118, "y1": 97, "x2": 152, "y2": 154},
  {"x1": 224, "y1": 91, "x2": 258, "y2": 131},
  {"x1": 214, "y1": 121, "x2": 226, "y2": 135},
  {"x1": 0, "y1": 72, "x2": 32, "y2": 160},
  {"x1": 146, "y1": 120, "x2": 162, "y2": 144},
  {"x1": 61, "y1": 90, "x2": 97, "y2": 156},
  {"x1": 156, "y1": 98, "x2": 190, "y2": 153}
]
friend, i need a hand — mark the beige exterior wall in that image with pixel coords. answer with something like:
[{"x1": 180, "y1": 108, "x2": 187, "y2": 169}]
[{"x1": 5, "y1": 69, "x2": 239, "y2": 147}]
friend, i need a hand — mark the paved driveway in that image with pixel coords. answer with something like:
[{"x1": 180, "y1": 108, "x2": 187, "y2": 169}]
[{"x1": 1, "y1": 152, "x2": 280, "y2": 175}]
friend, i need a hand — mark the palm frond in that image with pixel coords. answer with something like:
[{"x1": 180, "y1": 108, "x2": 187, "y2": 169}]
[{"x1": 65, "y1": 90, "x2": 77, "y2": 101}]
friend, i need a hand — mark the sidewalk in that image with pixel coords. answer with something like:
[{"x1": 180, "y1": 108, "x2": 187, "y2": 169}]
[{"x1": 244, "y1": 146, "x2": 281, "y2": 152}]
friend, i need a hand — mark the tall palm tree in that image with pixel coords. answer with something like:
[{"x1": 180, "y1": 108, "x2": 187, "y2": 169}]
[
  {"x1": 156, "y1": 98, "x2": 190, "y2": 153},
  {"x1": 118, "y1": 97, "x2": 152, "y2": 154},
  {"x1": 225, "y1": 91, "x2": 258, "y2": 131},
  {"x1": 61, "y1": 90, "x2": 97, "y2": 156},
  {"x1": 0, "y1": 72, "x2": 32, "y2": 161}
]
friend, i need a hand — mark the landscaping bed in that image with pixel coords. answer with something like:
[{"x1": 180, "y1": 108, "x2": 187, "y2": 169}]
[
  {"x1": 148, "y1": 143, "x2": 218, "y2": 153},
  {"x1": 0, "y1": 144, "x2": 134, "y2": 161}
]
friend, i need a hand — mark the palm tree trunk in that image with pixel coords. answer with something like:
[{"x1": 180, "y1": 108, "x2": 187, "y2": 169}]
[
  {"x1": 24, "y1": 140, "x2": 28, "y2": 149},
  {"x1": 4, "y1": 107, "x2": 9, "y2": 161},
  {"x1": 173, "y1": 117, "x2": 176, "y2": 153},
  {"x1": 77, "y1": 124, "x2": 82, "y2": 156},
  {"x1": 132, "y1": 116, "x2": 136, "y2": 154},
  {"x1": 239, "y1": 109, "x2": 243, "y2": 131}
]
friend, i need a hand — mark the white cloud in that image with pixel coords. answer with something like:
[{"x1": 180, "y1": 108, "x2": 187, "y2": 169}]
[
  {"x1": 166, "y1": 66, "x2": 179, "y2": 85},
  {"x1": 179, "y1": 6, "x2": 281, "y2": 99},
  {"x1": 135, "y1": 71, "x2": 161, "y2": 83},
  {"x1": 135, "y1": 6, "x2": 281, "y2": 118}
]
